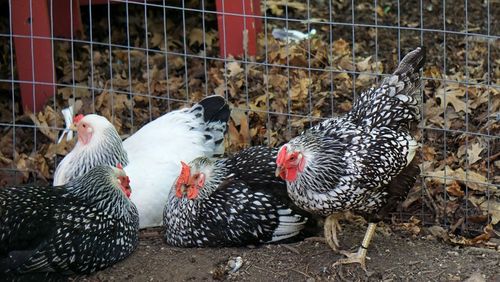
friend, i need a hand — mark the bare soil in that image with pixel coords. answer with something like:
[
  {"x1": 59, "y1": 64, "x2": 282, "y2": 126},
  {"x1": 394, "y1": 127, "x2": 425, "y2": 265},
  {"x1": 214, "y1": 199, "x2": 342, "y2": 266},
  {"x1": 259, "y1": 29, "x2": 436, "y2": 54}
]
[{"x1": 78, "y1": 225, "x2": 500, "y2": 282}]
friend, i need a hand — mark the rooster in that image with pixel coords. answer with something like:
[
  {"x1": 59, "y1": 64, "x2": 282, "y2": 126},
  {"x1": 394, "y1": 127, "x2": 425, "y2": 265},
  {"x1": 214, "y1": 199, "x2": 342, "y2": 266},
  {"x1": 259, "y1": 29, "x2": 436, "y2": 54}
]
[
  {"x1": 0, "y1": 165, "x2": 138, "y2": 278},
  {"x1": 275, "y1": 47, "x2": 425, "y2": 269},
  {"x1": 53, "y1": 95, "x2": 230, "y2": 228},
  {"x1": 164, "y1": 146, "x2": 309, "y2": 247}
]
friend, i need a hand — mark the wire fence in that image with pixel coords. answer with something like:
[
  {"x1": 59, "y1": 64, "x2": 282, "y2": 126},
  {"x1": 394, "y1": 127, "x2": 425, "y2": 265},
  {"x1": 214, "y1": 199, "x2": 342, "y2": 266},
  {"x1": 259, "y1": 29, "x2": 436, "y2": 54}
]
[{"x1": 0, "y1": 0, "x2": 498, "y2": 237}]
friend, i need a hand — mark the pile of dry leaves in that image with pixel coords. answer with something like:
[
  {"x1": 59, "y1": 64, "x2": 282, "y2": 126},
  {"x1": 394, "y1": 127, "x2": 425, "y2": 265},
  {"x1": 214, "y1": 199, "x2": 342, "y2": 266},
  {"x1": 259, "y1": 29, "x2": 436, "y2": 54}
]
[{"x1": 0, "y1": 1, "x2": 498, "y2": 247}]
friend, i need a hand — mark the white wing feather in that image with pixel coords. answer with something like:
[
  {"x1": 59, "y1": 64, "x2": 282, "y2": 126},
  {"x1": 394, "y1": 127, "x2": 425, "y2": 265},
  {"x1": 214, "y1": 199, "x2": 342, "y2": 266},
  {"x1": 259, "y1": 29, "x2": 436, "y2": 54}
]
[{"x1": 124, "y1": 109, "x2": 220, "y2": 228}]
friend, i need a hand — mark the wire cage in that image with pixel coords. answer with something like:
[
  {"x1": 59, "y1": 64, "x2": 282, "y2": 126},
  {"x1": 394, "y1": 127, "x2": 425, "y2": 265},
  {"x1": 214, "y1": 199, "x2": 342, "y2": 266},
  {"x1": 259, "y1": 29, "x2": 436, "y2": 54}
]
[{"x1": 0, "y1": 0, "x2": 498, "y2": 239}]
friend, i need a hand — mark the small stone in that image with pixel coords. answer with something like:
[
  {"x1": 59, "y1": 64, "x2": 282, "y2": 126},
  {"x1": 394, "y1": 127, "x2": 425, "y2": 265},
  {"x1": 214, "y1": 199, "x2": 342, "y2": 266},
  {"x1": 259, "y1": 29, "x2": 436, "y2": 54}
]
[{"x1": 228, "y1": 256, "x2": 243, "y2": 273}]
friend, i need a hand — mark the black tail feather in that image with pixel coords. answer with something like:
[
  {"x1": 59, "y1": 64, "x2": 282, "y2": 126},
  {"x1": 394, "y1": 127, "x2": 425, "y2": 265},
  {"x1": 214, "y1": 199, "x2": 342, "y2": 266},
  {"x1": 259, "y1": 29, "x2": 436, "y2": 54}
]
[
  {"x1": 198, "y1": 95, "x2": 231, "y2": 124},
  {"x1": 393, "y1": 46, "x2": 426, "y2": 76}
]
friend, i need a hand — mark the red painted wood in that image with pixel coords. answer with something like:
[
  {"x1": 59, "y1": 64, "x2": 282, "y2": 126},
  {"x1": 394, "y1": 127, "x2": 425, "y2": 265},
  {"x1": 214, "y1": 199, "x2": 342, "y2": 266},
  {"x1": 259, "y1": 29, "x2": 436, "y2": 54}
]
[
  {"x1": 11, "y1": 0, "x2": 55, "y2": 112},
  {"x1": 52, "y1": 0, "x2": 83, "y2": 38},
  {"x1": 80, "y1": 0, "x2": 155, "y2": 5},
  {"x1": 253, "y1": 0, "x2": 262, "y2": 33},
  {"x1": 215, "y1": 0, "x2": 259, "y2": 58}
]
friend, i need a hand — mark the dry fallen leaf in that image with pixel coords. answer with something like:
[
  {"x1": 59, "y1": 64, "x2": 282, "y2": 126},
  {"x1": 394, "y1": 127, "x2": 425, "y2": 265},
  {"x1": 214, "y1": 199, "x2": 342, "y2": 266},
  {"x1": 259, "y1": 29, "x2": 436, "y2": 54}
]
[
  {"x1": 435, "y1": 82, "x2": 471, "y2": 113},
  {"x1": 150, "y1": 31, "x2": 164, "y2": 49},
  {"x1": 423, "y1": 98, "x2": 445, "y2": 127},
  {"x1": 469, "y1": 197, "x2": 500, "y2": 225},
  {"x1": 226, "y1": 61, "x2": 244, "y2": 78},
  {"x1": 457, "y1": 142, "x2": 484, "y2": 165},
  {"x1": 290, "y1": 77, "x2": 311, "y2": 101},
  {"x1": 266, "y1": 0, "x2": 307, "y2": 16},
  {"x1": 424, "y1": 165, "x2": 492, "y2": 192},
  {"x1": 395, "y1": 216, "x2": 422, "y2": 235},
  {"x1": 227, "y1": 110, "x2": 250, "y2": 150},
  {"x1": 446, "y1": 181, "x2": 465, "y2": 197},
  {"x1": 356, "y1": 56, "x2": 372, "y2": 72},
  {"x1": 26, "y1": 106, "x2": 60, "y2": 143},
  {"x1": 422, "y1": 145, "x2": 437, "y2": 161},
  {"x1": 332, "y1": 39, "x2": 350, "y2": 56},
  {"x1": 188, "y1": 28, "x2": 204, "y2": 47}
]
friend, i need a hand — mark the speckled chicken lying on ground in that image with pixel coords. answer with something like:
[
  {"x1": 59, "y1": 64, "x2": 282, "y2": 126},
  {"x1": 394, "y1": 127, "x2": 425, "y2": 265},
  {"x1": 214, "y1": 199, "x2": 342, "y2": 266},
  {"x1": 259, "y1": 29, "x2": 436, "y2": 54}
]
[
  {"x1": 0, "y1": 165, "x2": 138, "y2": 280},
  {"x1": 276, "y1": 47, "x2": 426, "y2": 270},
  {"x1": 164, "y1": 146, "x2": 312, "y2": 247}
]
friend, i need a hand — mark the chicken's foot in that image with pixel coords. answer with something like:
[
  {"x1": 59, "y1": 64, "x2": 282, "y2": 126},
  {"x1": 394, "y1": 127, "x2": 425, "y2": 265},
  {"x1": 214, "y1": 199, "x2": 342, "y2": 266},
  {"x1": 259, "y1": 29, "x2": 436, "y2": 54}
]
[
  {"x1": 324, "y1": 213, "x2": 344, "y2": 251},
  {"x1": 332, "y1": 222, "x2": 377, "y2": 271}
]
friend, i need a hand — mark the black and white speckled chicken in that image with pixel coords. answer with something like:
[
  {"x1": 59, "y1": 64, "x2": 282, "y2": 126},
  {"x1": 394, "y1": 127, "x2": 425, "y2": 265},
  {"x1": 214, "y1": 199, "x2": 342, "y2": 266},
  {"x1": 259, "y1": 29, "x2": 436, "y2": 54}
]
[
  {"x1": 275, "y1": 47, "x2": 425, "y2": 269},
  {"x1": 163, "y1": 146, "x2": 309, "y2": 247},
  {"x1": 0, "y1": 165, "x2": 139, "y2": 278}
]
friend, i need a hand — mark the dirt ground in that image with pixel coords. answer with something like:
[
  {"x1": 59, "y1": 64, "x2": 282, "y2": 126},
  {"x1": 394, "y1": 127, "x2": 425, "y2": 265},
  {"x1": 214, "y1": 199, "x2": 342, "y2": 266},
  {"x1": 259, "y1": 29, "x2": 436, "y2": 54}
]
[{"x1": 77, "y1": 224, "x2": 500, "y2": 282}]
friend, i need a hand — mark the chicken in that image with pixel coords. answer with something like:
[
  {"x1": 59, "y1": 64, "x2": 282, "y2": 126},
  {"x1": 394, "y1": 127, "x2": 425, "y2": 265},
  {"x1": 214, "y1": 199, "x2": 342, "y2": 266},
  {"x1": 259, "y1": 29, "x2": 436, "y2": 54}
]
[
  {"x1": 0, "y1": 165, "x2": 138, "y2": 278},
  {"x1": 164, "y1": 146, "x2": 309, "y2": 247},
  {"x1": 275, "y1": 47, "x2": 425, "y2": 270},
  {"x1": 53, "y1": 95, "x2": 230, "y2": 228}
]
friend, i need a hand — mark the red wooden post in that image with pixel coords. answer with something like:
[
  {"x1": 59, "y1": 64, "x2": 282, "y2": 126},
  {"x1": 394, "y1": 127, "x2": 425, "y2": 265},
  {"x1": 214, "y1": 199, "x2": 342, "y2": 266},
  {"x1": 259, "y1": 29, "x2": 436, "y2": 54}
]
[
  {"x1": 80, "y1": 0, "x2": 146, "y2": 4},
  {"x1": 52, "y1": 0, "x2": 83, "y2": 38},
  {"x1": 11, "y1": 0, "x2": 56, "y2": 113},
  {"x1": 215, "y1": 0, "x2": 262, "y2": 58},
  {"x1": 253, "y1": 0, "x2": 262, "y2": 33}
]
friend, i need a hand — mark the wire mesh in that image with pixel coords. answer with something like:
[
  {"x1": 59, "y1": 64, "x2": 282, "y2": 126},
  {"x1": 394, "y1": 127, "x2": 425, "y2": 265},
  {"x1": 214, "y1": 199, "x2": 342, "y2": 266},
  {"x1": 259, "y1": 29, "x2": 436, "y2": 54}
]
[{"x1": 0, "y1": 0, "x2": 498, "y2": 236}]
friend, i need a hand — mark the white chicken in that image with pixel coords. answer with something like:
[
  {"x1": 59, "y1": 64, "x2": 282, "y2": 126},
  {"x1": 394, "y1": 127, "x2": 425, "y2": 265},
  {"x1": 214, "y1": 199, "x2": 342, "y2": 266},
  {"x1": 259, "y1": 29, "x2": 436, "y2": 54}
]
[{"x1": 53, "y1": 95, "x2": 230, "y2": 228}]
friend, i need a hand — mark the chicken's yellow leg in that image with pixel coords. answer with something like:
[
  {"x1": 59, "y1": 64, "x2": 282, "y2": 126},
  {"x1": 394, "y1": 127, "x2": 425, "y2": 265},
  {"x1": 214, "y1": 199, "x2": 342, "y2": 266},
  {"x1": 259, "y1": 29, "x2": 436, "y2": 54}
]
[{"x1": 333, "y1": 222, "x2": 377, "y2": 271}]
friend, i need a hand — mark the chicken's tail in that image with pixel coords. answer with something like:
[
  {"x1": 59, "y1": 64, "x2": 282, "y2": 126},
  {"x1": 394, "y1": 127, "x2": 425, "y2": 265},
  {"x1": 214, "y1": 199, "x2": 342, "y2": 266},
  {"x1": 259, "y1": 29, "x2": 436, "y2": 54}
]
[
  {"x1": 381, "y1": 46, "x2": 426, "y2": 124},
  {"x1": 268, "y1": 208, "x2": 309, "y2": 243},
  {"x1": 198, "y1": 95, "x2": 231, "y2": 124},
  {"x1": 351, "y1": 47, "x2": 426, "y2": 129},
  {"x1": 385, "y1": 46, "x2": 426, "y2": 116},
  {"x1": 192, "y1": 95, "x2": 231, "y2": 156},
  {"x1": 391, "y1": 46, "x2": 426, "y2": 78}
]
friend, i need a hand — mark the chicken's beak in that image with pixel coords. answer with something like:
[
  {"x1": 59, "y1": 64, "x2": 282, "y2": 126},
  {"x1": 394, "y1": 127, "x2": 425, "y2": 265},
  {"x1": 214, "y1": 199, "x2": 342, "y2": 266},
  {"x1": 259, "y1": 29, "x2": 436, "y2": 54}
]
[{"x1": 275, "y1": 166, "x2": 282, "y2": 178}]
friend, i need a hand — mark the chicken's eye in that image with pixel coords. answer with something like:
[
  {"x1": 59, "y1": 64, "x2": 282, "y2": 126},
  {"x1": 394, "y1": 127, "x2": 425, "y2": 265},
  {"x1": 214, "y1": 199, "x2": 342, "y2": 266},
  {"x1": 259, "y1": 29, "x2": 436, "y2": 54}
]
[
  {"x1": 82, "y1": 124, "x2": 87, "y2": 128},
  {"x1": 289, "y1": 155, "x2": 296, "y2": 161}
]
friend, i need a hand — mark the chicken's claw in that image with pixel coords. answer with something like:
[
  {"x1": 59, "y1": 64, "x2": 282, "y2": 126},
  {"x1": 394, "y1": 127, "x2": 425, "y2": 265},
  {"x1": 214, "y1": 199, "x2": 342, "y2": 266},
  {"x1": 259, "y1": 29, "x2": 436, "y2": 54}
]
[
  {"x1": 324, "y1": 214, "x2": 343, "y2": 251},
  {"x1": 333, "y1": 249, "x2": 369, "y2": 272}
]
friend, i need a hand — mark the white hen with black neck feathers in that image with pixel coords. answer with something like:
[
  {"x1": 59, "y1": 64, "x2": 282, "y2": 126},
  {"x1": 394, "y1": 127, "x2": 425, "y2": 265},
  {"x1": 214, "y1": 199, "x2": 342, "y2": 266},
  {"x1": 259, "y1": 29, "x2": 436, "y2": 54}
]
[{"x1": 53, "y1": 114, "x2": 129, "y2": 187}]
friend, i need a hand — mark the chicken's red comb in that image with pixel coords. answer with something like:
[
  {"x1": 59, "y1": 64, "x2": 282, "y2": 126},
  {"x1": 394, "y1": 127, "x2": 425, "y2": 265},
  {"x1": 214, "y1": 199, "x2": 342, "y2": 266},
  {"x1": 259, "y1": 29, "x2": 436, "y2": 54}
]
[
  {"x1": 179, "y1": 161, "x2": 191, "y2": 183},
  {"x1": 73, "y1": 114, "x2": 84, "y2": 124},
  {"x1": 117, "y1": 163, "x2": 123, "y2": 170},
  {"x1": 175, "y1": 161, "x2": 191, "y2": 197},
  {"x1": 276, "y1": 146, "x2": 287, "y2": 165}
]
